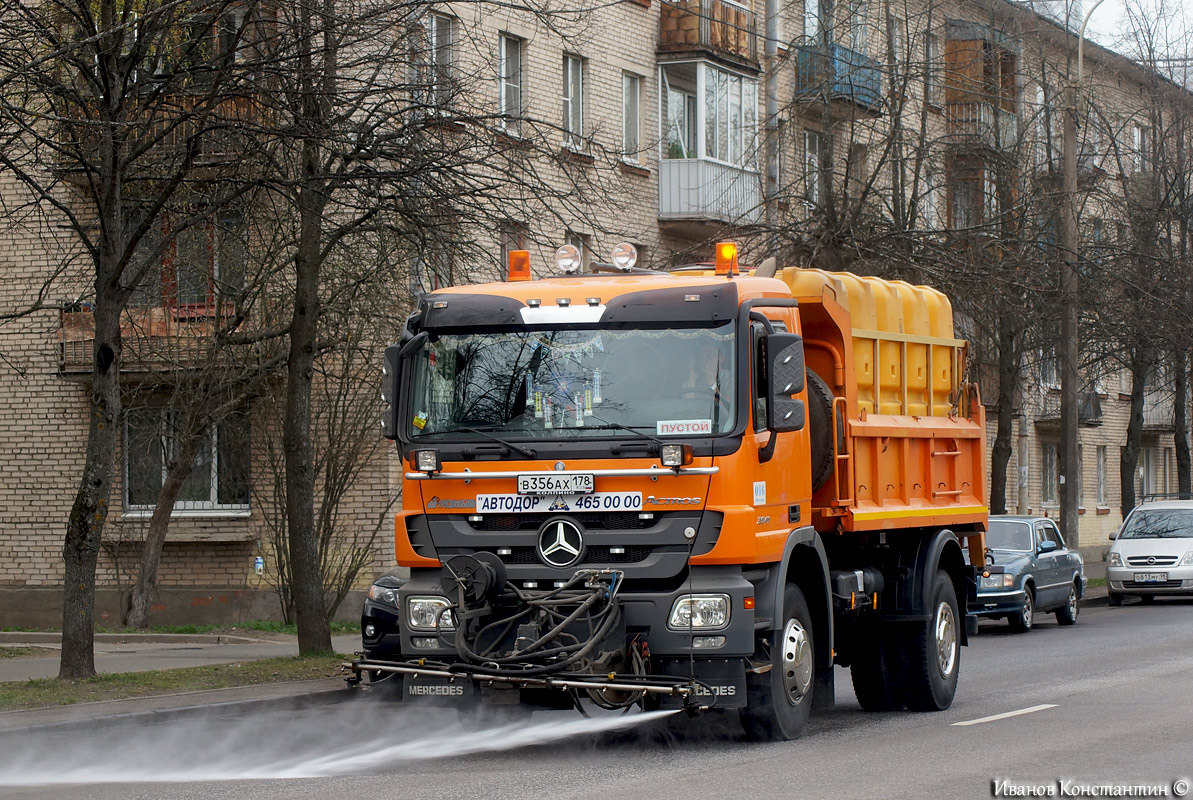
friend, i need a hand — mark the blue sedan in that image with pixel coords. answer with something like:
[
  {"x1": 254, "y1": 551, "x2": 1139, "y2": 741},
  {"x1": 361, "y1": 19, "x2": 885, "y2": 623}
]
[{"x1": 972, "y1": 516, "x2": 1087, "y2": 632}]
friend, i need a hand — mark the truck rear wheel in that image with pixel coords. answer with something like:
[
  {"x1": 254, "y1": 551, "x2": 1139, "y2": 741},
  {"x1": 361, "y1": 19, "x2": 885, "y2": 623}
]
[
  {"x1": 901, "y1": 570, "x2": 960, "y2": 712},
  {"x1": 849, "y1": 630, "x2": 903, "y2": 711},
  {"x1": 739, "y1": 585, "x2": 815, "y2": 741}
]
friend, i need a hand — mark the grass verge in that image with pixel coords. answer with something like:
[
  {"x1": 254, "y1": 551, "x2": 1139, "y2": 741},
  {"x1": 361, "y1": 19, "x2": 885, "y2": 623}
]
[
  {"x1": 1087, "y1": 577, "x2": 1106, "y2": 588},
  {"x1": 0, "y1": 654, "x2": 344, "y2": 712},
  {"x1": 0, "y1": 648, "x2": 39, "y2": 660}
]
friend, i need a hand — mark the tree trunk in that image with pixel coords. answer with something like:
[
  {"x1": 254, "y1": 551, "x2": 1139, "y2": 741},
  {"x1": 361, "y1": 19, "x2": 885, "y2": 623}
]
[
  {"x1": 989, "y1": 314, "x2": 1019, "y2": 514},
  {"x1": 1177, "y1": 351, "x2": 1191, "y2": 497},
  {"x1": 284, "y1": 110, "x2": 333, "y2": 653},
  {"x1": 60, "y1": 289, "x2": 122, "y2": 678},
  {"x1": 126, "y1": 429, "x2": 205, "y2": 629},
  {"x1": 1120, "y1": 354, "x2": 1150, "y2": 517}
]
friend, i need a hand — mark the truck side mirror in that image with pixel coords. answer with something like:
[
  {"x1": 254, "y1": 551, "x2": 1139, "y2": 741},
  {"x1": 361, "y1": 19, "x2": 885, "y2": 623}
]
[
  {"x1": 765, "y1": 333, "x2": 806, "y2": 433},
  {"x1": 381, "y1": 343, "x2": 403, "y2": 440}
]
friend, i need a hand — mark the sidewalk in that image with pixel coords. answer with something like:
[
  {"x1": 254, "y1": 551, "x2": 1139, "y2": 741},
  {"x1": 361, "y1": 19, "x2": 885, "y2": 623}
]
[{"x1": 0, "y1": 632, "x2": 361, "y2": 682}]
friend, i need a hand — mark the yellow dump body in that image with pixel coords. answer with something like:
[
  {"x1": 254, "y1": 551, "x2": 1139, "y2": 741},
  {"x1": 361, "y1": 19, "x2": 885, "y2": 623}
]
[{"x1": 780, "y1": 268, "x2": 987, "y2": 547}]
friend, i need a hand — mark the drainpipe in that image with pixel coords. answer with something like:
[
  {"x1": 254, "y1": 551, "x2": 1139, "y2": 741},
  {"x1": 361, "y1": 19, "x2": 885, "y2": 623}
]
[{"x1": 764, "y1": 0, "x2": 779, "y2": 202}]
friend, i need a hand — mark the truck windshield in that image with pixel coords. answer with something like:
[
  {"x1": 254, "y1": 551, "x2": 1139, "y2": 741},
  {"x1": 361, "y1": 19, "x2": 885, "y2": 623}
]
[{"x1": 406, "y1": 323, "x2": 736, "y2": 440}]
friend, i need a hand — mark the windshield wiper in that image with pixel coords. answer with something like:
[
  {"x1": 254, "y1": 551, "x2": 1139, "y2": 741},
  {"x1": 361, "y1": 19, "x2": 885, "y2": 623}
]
[
  {"x1": 444, "y1": 425, "x2": 537, "y2": 459},
  {"x1": 583, "y1": 416, "x2": 667, "y2": 448}
]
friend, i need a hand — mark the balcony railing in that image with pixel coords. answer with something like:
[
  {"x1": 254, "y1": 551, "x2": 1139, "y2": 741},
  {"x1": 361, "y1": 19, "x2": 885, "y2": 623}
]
[
  {"x1": 658, "y1": 158, "x2": 763, "y2": 226},
  {"x1": 1143, "y1": 390, "x2": 1176, "y2": 431},
  {"x1": 659, "y1": 0, "x2": 759, "y2": 66},
  {"x1": 946, "y1": 102, "x2": 1018, "y2": 150},
  {"x1": 58, "y1": 303, "x2": 281, "y2": 376},
  {"x1": 793, "y1": 44, "x2": 882, "y2": 112}
]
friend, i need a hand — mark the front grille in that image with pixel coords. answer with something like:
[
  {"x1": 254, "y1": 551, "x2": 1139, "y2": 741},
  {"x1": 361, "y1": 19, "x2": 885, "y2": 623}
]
[
  {"x1": 1126, "y1": 555, "x2": 1179, "y2": 566},
  {"x1": 1122, "y1": 580, "x2": 1184, "y2": 589},
  {"x1": 469, "y1": 512, "x2": 658, "y2": 532},
  {"x1": 477, "y1": 545, "x2": 655, "y2": 566}
]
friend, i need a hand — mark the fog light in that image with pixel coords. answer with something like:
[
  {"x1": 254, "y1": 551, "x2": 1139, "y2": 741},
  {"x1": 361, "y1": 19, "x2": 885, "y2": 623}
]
[
  {"x1": 364, "y1": 624, "x2": 377, "y2": 637},
  {"x1": 692, "y1": 636, "x2": 726, "y2": 649},
  {"x1": 413, "y1": 449, "x2": 441, "y2": 473},
  {"x1": 661, "y1": 443, "x2": 693, "y2": 467},
  {"x1": 411, "y1": 637, "x2": 439, "y2": 649}
]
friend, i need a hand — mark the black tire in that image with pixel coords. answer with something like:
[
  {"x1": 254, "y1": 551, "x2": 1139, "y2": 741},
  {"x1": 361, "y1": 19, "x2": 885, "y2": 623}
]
[
  {"x1": 901, "y1": 570, "x2": 961, "y2": 712},
  {"x1": 1008, "y1": 587, "x2": 1034, "y2": 633},
  {"x1": 740, "y1": 585, "x2": 815, "y2": 741},
  {"x1": 849, "y1": 630, "x2": 903, "y2": 712},
  {"x1": 1107, "y1": 590, "x2": 1123, "y2": 607},
  {"x1": 1055, "y1": 583, "x2": 1079, "y2": 626}
]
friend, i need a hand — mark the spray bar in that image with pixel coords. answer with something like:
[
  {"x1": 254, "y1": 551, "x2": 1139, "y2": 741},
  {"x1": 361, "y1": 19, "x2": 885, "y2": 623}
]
[{"x1": 347, "y1": 658, "x2": 696, "y2": 698}]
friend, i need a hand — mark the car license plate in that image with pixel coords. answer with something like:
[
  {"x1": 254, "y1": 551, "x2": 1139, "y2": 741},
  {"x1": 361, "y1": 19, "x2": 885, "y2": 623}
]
[
  {"x1": 517, "y1": 473, "x2": 594, "y2": 495},
  {"x1": 477, "y1": 492, "x2": 641, "y2": 514},
  {"x1": 1133, "y1": 572, "x2": 1168, "y2": 583}
]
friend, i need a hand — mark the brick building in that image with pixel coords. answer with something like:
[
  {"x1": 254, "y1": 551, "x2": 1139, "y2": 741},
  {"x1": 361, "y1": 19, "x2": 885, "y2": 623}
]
[{"x1": 0, "y1": 0, "x2": 1188, "y2": 625}]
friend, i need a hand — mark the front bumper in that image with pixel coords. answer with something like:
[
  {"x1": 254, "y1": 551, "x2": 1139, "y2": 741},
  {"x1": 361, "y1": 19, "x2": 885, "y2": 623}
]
[
  {"x1": 1107, "y1": 565, "x2": 1193, "y2": 594},
  {"x1": 969, "y1": 588, "x2": 1027, "y2": 618}
]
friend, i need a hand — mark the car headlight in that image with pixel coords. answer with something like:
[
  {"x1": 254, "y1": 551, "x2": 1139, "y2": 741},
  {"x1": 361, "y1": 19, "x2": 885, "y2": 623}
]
[
  {"x1": 407, "y1": 596, "x2": 456, "y2": 631},
  {"x1": 367, "y1": 583, "x2": 398, "y2": 607},
  {"x1": 668, "y1": 594, "x2": 729, "y2": 630},
  {"x1": 1108, "y1": 552, "x2": 1123, "y2": 567},
  {"x1": 979, "y1": 574, "x2": 1015, "y2": 590},
  {"x1": 1180, "y1": 551, "x2": 1193, "y2": 567}
]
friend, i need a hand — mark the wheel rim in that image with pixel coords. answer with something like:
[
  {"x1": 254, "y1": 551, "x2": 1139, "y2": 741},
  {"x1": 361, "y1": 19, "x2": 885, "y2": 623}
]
[
  {"x1": 1022, "y1": 593, "x2": 1033, "y2": 628},
  {"x1": 935, "y1": 601, "x2": 957, "y2": 679},
  {"x1": 1067, "y1": 588, "x2": 1077, "y2": 618},
  {"x1": 780, "y1": 617, "x2": 813, "y2": 706}
]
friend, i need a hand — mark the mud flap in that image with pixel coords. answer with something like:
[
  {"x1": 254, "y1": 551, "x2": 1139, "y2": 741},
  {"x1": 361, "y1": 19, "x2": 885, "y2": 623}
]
[
  {"x1": 405, "y1": 672, "x2": 474, "y2": 703},
  {"x1": 652, "y1": 658, "x2": 747, "y2": 709}
]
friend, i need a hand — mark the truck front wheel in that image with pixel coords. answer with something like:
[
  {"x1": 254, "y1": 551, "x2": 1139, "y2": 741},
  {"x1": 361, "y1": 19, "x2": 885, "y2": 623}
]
[
  {"x1": 739, "y1": 585, "x2": 815, "y2": 741},
  {"x1": 901, "y1": 570, "x2": 960, "y2": 712}
]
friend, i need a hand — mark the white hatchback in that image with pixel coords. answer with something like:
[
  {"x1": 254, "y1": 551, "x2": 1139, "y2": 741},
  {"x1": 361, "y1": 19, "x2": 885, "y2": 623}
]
[{"x1": 1106, "y1": 500, "x2": 1193, "y2": 605}]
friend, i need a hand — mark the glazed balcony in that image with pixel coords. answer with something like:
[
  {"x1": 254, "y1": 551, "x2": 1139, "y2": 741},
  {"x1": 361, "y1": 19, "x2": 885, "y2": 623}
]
[
  {"x1": 659, "y1": 0, "x2": 759, "y2": 68},
  {"x1": 658, "y1": 158, "x2": 763, "y2": 228}
]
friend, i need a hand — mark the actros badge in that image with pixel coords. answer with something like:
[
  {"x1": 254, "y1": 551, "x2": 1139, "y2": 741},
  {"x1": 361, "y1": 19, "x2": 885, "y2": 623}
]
[{"x1": 538, "y1": 519, "x2": 584, "y2": 568}]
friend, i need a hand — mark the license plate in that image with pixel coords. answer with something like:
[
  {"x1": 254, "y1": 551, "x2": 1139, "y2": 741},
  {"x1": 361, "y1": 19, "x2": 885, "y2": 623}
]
[
  {"x1": 477, "y1": 492, "x2": 642, "y2": 514},
  {"x1": 517, "y1": 473, "x2": 594, "y2": 495},
  {"x1": 1133, "y1": 572, "x2": 1168, "y2": 583}
]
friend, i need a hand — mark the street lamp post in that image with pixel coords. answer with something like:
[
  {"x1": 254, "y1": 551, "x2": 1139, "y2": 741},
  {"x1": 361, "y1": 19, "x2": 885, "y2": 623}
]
[{"x1": 1060, "y1": 0, "x2": 1106, "y2": 549}]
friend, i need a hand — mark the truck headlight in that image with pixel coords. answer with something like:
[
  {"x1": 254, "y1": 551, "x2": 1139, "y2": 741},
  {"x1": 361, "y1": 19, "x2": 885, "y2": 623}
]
[
  {"x1": 661, "y1": 443, "x2": 693, "y2": 467},
  {"x1": 1108, "y1": 552, "x2": 1123, "y2": 567},
  {"x1": 979, "y1": 574, "x2": 1014, "y2": 590},
  {"x1": 407, "y1": 596, "x2": 456, "y2": 630},
  {"x1": 368, "y1": 583, "x2": 398, "y2": 607},
  {"x1": 668, "y1": 594, "x2": 729, "y2": 630},
  {"x1": 412, "y1": 449, "x2": 441, "y2": 473}
]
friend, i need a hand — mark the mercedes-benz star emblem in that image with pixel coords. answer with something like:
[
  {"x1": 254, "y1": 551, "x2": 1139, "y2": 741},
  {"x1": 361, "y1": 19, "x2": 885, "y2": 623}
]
[{"x1": 538, "y1": 520, "x2": 584, "y2": 568}]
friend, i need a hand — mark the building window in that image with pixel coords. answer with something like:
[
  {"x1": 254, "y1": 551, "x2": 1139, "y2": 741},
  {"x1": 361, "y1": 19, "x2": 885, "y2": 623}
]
[
  {"x1": 1140, "y1": 447, "x2": 1157, "y2": 498},
  {"x1": 426, "y1": 14, "x2": 453, "y2": 106},
  {"x1": 1133, "y1": 124, "x2": 1148, "y2": 172},
  {"x1": 925, "y1": 33, "x2": 942, "y2": 106},
  {"x1": 804, "y1": 129, "x2": 822, "y2": 212},
  {"x1": 622, "y1": 73, "x2": 641, "y2": 161},
  {"x1": 499, "y1": 223, "x2": 526, "y2": 271},
  {"x1": 702, "y1": 64, "x2": 756, "y2": 167},
  {"x1": 1096, "y1": 445, "x2": 1107, "y2": 506},
  {"x1": 948, "y1": 157, "x2": 986, "y2": 230},
  {"x1": 131, "y1": 211, "x2": 246, "y2": 311},
  {"x1": 1042, "y1": 442, "x2": 1058, "y2": 505},
  {"x1": 849, "y1": 0, "x2": 867, "y2": 54},
  {"x1": 562, "y1": 54, "x2": 584, "y2": 147},
  {"x1": 125, "y1": 407, "x2": 250, "y2": 511},
  {"x1": 564, "y1": 230, "x2": 589, "y2": 268},
  {"x1": 1076, "y1": 444, "x2": 1084, "y2": 508},
  {"x1": 412, "y1": 240, "x2": 453, "y2": 296},
  {"x1": 923, "y1": 167, "x2": 944, "y2": 230},
  {"x1": 499, "y1": 33, "x2": 523, "y2": 132},
  {"x1": 1040, "y1": 348, "x2": 1060, "y2": 389},
  {"x1": 803, "y1": 0, "x2": 820, "y2": 41},
  {"x1": 662, "y1": 67, "x2": 698, "y2": 159}
]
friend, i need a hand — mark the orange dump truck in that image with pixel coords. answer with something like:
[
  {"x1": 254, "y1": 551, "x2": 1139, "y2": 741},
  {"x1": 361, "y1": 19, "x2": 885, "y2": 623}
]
[{"x1": 353, "y1": 244, "x2": 987, "y2": 740}]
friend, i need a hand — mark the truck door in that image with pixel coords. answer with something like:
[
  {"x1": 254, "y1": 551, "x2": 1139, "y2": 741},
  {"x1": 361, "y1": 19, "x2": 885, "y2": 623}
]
[{"x1": 748, "y1": 309, "x2": 810, "y2": 537}]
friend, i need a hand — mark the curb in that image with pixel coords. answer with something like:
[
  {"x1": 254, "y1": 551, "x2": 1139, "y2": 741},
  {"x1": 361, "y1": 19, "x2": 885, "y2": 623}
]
[{"x1": 0, "y1": 678, "x2": 360, "y2": 737}]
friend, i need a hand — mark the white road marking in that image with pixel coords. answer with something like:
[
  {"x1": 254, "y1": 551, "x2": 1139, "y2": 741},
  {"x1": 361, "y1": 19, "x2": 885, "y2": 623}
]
[{"x1": 952, "y1": 704, "x2": 1059, "y2": 726}]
